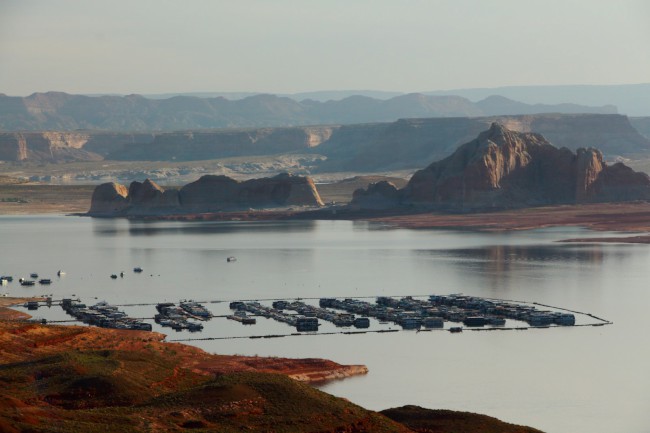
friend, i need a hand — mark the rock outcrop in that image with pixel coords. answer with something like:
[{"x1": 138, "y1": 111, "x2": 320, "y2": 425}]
[
  {"x1": 88, "y1": 173, "x2": 323, "y2": 216},
  {"x1": 88, "y1": 182, "x2": 129, "y2": 215},
  {"x1": 178, "y1": 173, "x2": 323, "y2": 211},
  {"x1": 351, "y1": 123, "x2": 650, "y2": 211},
  {"x1": 351, "y1": 181, "x2": 401, "y2": 209},
  {"x1": 127, "y1": 179, "x2": 181, "y2": 214}
]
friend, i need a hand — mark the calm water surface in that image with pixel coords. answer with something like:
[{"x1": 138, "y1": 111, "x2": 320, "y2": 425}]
[{"x1": 1, "y1": 215, "x2": 648, "y2": 433}]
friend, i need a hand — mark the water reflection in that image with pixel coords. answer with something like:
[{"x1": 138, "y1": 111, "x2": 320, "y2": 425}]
[
  {"x1": 92, "y1": 219, "x2": 318, "y2": 236},
  {"x1": 412, "y1": 243, "x2": 615, "y2": 297},
  {"x1": 431, "y1": 243, "x2": 607, "y2": 266}
]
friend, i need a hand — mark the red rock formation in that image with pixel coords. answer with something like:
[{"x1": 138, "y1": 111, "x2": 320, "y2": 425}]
[
  {"x1": 127, "y1": 179, "x2": 180, "y2": 214},
  {"x1": 88, "y1": 182, "x2": 129, "y2": 215},
  {"x1": 352, "y1": 123, "x2": 650, "y2": 210},
  {"x1": 351, "y1": 181, "x2": 400, "y2": 210},
  {"x1": 88, "y1": 173, "x2": 323, "y2": 216},
  {"x1": 178, "y1": 173, "x2": 323, "y2": 211}
]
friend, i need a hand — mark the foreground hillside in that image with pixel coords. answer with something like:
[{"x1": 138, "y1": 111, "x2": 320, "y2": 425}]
[
  {"x1": 381, "y1": 406, "x2": 543, "y2": 433},
  {"x1": 0, "y1": 300, "x2": 543, "y2": 433}
]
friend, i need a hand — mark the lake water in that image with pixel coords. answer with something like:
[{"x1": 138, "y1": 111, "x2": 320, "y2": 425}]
[{"x1": 1, "y1": 215, "x2": 648, "y2": 433}]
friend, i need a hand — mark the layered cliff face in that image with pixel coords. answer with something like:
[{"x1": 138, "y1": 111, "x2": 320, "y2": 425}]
[
  {"x1": 88, "y1": 173, "x2": 323, "y2": 216},
  {"x1": 0, "y1": 131, "x2": 154, "y2": 162},
  {"x1": 108, "y1": 127, "x2": 336, "y2": 161},
  {"x1": 352, "y1": 123, "x2": 650, "y2": 210}
]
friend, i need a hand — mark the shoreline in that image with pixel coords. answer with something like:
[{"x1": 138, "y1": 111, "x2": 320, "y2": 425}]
[
  {"x1": 0, "y1": 297, "x2": 367, "y2": 384},
  {"x1": 88, "y1": 202, "x2": 650, "y2": 244},
  {"x1": 5, "y1": 196, "x2": 650, "y2": 244},
  {"x1": 369, "y1": 202, "x2": 650, "y2": 243}
]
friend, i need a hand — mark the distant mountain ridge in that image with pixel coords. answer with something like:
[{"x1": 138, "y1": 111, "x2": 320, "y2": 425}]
[
  {"x1": 0, "y1": 91, "x2": 615, "y2": 131},
  {"x1": 427, "y1": 83, "x2": 650, "y2": 116}
]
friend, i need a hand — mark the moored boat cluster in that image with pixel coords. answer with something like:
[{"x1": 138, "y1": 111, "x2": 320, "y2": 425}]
[
  {"x1": 229, "y1": 301, "x2": 321, "y2": 332},
  {"x1": 155, "y1": 302, "x2": 205, "y2": 332},
  {"x1": 320, "y1": 295, "x2": 575, "y2": 330},
  {"x1": 229, "y1": 294, "x2": 575, "y2": 333},
  {"x1": 61, "y1": 299, "x2": 152, "y2": 331}
]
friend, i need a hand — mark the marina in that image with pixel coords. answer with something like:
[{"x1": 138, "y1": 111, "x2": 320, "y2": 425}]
[{"x1": 16, "y1": 293, "x2": 607, "y2": 338}]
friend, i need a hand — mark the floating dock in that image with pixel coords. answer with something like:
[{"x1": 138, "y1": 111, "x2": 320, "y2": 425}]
[{"x1": 20, "y1": 293, "x2": 610, "y2": 339}]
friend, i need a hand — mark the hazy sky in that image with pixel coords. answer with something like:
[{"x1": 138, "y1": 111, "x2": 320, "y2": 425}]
[{"x1": 1, "y1": 0, "x2": 649, "y2": 96}]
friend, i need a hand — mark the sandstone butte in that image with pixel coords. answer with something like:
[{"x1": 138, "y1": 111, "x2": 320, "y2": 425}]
[
  {"x1": 88, "y1": 172, "x2": 324, "y2": 216},
  {"x1": 351, "y1": 122, "x2": 650, "y2": 211}
]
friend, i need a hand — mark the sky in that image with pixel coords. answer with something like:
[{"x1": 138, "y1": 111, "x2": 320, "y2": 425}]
[{"x1": 1, "y1": 0, "x2": 649, "y2": 96}]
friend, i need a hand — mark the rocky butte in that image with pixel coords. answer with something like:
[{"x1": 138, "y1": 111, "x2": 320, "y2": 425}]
[
  {"x1": 352, "y1": 123, "x2": 650, "y2": 211},
  {"x1": 88, "y1": 173, "x2": 323, "y2": 216}
]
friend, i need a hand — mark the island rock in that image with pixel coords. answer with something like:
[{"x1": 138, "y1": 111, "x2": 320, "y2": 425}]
[
  {"x1": 88, "y1": 182, "x2": 130, "y2": 215},
  {"x1": 352, "y1": 123, "x2": 650, "y2": 210},
  {"x1": 88, "y1": 173, "x2": 323, "y2": 216}
]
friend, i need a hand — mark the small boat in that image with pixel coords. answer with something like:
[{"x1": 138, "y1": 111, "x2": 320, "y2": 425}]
[
  {"x1": 24, "y1": 301, "x2": 39, "y2": 310},
  {"x1": 38, "y1": 279, "x2": 52, "y2": 285},
  {"x1": 227, "y1": 256, "x2": 237, "y2": 262},
  {"x1": 133, "y1": 267, "x2": 143, "y2": 273}
]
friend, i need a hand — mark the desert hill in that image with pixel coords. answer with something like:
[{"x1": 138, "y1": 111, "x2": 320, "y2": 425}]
[
  {"x1": 352, "y1": 123, "x2": 650, "y2": 211},
  {"x1": 0, "y1": 91, "x2": 614, "y2": 131}
]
